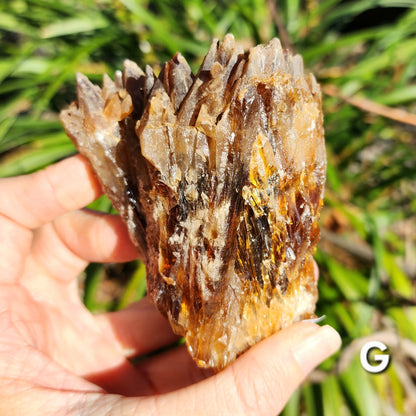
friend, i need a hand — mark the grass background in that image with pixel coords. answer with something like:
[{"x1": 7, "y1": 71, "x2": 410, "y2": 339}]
[{"x1": 1, "y1": 0, "x2": 416, "y2": 414}]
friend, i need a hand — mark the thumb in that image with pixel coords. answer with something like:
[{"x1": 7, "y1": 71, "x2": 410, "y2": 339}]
[
  {"x1": 95, "y1": 321, "x2": 341, "y2": 416},
  {"x1": 216, "y1": 322, "x2": 341, "y2": 416}
]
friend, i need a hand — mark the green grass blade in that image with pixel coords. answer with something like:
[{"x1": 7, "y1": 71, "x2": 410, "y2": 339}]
[
  {"x1": 281, "y1": 387, "x2": 301, "y2": 416},
  {"x1": 325, "y1": 258, "x2": 368, "y2": 301},
  {"x1": 116, "y1": 261, "x2": 147, "y2": 310},
  {"x1": 340, "y1": 357, "x2": 381, "y2": 416},
  {"x1": 322, "y1": 375, "x2": 348, "y2": 416},
  {"x1": 0, "y1": 135, "x2": 75, "y2": 177},
  {"x1": 303, "y1": 383, "x2": 320, "y2": 416},
  {"x1": 40, "y1": 15, "x2": 109, "y2": 38}
]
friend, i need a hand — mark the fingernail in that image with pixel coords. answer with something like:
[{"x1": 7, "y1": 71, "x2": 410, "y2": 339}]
[
  {"x1": 292, "y1": 325, "x2": 341, "y2": 376},
  {"x1": 302, "y1": 314, "x2": 326, "y2": 324}
]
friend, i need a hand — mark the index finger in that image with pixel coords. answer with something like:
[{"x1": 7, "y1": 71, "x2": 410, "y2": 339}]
[{"x1": 0, "y1": 155, "x2": 102, "y2": 229}]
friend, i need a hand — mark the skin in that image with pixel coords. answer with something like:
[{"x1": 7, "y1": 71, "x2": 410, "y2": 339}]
[{"x1": 0, "y1": 155, "x2": 341, "y2": 416}]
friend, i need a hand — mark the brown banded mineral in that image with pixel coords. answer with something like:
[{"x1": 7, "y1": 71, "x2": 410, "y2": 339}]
[{"x1": 60, "y1": 34, "x2": 326, "y2": 370}]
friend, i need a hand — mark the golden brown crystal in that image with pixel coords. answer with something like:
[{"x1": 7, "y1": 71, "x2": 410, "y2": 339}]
[{"x1": 60, "y1": 34, "x2": 326, "y2": 370}]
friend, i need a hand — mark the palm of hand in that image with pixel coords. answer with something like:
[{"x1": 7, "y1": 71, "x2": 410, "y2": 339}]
[
  {"x1": 0, "y1": 156, "x2": 206, "y2": 405},
  {"x1": 0, "y1": 155, "x2": 340, "y2": 416},
  {"x1": 2, "y1": 271, "x2": 191, "y2": 397}
]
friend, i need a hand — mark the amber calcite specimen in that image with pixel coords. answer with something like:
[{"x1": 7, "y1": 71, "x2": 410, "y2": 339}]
[{"x1": 60, "y1": 34, "x2": 326, "y2": 370}]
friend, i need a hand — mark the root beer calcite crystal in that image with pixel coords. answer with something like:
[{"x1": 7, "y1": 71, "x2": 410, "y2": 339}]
[{"x1": 60, "y1": 34, "x2": 326, "y2": 370}]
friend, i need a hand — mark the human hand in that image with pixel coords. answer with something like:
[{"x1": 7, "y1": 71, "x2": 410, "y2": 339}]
[{"x1": 0, "y1": 155, "x2": 341, "y2": 415}]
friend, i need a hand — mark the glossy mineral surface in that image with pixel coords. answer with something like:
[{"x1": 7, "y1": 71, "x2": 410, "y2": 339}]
[{"x1": 60, "y1": 34, "x2": 326, "y2": 370}]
